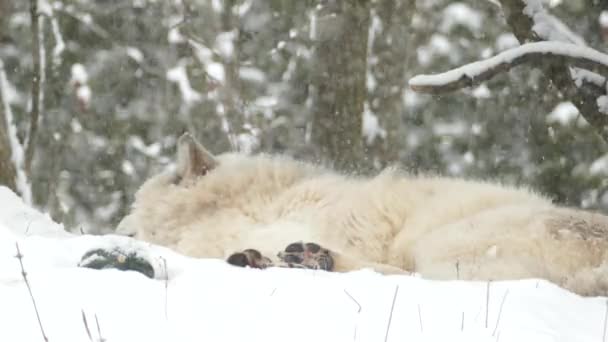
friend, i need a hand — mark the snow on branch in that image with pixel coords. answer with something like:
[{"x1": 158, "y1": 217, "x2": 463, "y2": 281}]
[
  {"x1": 409, "y1": 41, "x2": 608, "y2": 94},
  {"x1": 0, "y1": 61, "x2": 32, "y2": 204}
]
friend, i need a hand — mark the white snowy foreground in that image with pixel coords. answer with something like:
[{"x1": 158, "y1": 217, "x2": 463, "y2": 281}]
[{"x1": 0, "y1": 186, "x2": 606, "y2": 342}]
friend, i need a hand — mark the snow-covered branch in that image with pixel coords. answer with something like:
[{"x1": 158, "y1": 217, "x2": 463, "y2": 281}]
[
  {"x1": 411, "y1": 0, "x2": 608, "y2": 142},
  {"x1": 0, "y1": 60, "x2": 32, "y2": 204},
  {"x1": 409, "y1": 42, "x2": 608, "y2": 94}
]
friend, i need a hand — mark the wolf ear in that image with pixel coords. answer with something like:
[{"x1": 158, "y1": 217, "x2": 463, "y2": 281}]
[{"x1": 176, "y1": 133, "x2": 217, "y2": 180}]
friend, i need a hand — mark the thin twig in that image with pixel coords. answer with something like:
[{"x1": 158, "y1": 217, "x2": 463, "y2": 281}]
[
  {"x1": 455, "y1": 260, "x2": 460, "y2": 280},
  {"x1": 418, "y1": 304, "x2": 423, "y2": 333},
  {"x1": 603, "y1": 299, "x2": 608, "y2": 342},
  {"x1": 485, "y1": 280, "x2": 491, "y2": 329},
  {"x1": 25, "y1": 220, "x2": 33, "y2": 235},
  {"x1": 94, "y1": 314, "x2": 105, "y2": 342},
  {"x1": 81, "y1": 310, "x2": 93, "y2": 342},
  {"x1": 161, "y1": 257, "x2": 169, "y2": 320},
  {"x1": 461, "y1": 311, "x2": 465, "y2": 331},
  {"x1": 344, "y1": 289, "x2": 361, "y2": 342},
  {"x1": 15, "y1": 242, "x2": 48, "y2": 342},
  {"x1": 384, "y1": 285, "x2": 399, "y2": 342},
  {"x1": 269, "y1": 287, "x2": 277, "y2": 296},
  {"x1": 492, "y1": 289, "x2": 509, "y2": 336},
  {"x1": 344, "y1": 289, "x2": 362, "y2": 313}
]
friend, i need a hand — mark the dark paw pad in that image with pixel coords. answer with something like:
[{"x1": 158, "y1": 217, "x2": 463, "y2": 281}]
[
  {"x1": 278, "y1": 242, "x2": 334, "y2": 271},
  {"x1": 227, "y1": 249, "x2": 273, "y2": 269},
  {"x1": 78, "y1": 248, "x2": 155, "y2": 278}
]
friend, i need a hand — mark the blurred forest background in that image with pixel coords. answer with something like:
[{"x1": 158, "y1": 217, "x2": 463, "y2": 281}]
[{"x1": 0, "y1": 0, "x2": 607, "y2": 232}]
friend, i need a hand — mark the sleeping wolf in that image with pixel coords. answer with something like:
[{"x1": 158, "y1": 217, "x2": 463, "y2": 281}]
[{"x1": 115, "y1": 133, "x2": 608, "y2": 296}]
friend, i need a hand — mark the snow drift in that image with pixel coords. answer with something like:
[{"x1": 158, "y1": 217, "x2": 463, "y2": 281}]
[{"x1": 0, "y1": 186, "x2": 606, "y2": 342}]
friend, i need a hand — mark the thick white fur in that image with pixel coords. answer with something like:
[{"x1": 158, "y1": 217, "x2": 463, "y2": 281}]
[{"x1": 117, "y1": 138, "x2": 608, "y2": 296}]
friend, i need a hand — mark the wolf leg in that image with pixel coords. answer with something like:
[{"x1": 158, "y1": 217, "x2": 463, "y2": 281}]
[{"x1": 329, "y1": 251, "x2": 410, "y2": 275}]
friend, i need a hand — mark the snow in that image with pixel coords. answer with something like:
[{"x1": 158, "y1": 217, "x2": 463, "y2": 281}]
[
  {"x1": 36, "y1": 14, "x2": 47, "y2": 135},
  {"x1": 50, "y1": 16, "x2": 65, "y2": 65},
  {"x1": 366, "y1": 9, "x2": 382, "y2": 93},
  {"x1": 2, "y1": 186, "x2": 608, "y2": 341},
  {"x1": 254, "y1": 96, "x2": 277, "y2": 108},
  {"x1": 206, "y1": 62, "x2": 225, "y2": 83},
  {"x1": 70, "y1": 63, "x2": 88, "y2": 84},
  {"x1": 495, "y1": 33, "x2": 519, "y2": 52},
  {"x1": 598, "y1": 96, "x2": 608, "y2": 115},
  {"x1": 215, "y1": 31, "x2": 236, "y2": 59},
  {"x1": 417, "y1": 34, "x2": 453, "y2": 66},
  {"x1": 125, "y1": 46, "x2": 144, "y2": 63},
  {"x1": 362, "y1": 103, "x2": 387, "y2": 145},
  {"x1": 166, "y1": 65, "x2": 203, "y2": 104},
  {"x1": 236, "y1": 0, "x2": 252, "y2": 17},
  {"x1": 601, "y1": 11, "x2": 608, "y2": 29},
  {"x1": 168, "y1": 27, "x2": 186, "y2": 44},
  {"x1": 590, "y1": 153, "x2": 608, "y2": 176},
  {"x1": 38, "y1": 0, "x2": 53, "y2": 17},
  {"x1": 433, "y1": 121, "x2": 467, "y2": 136},
  {"x1": 523, "y1": 0, "x2": 586, "y2": 46},
  {"x1": 236, "y1": 133, "x2": 259, "y2": 154},
  {"x1": 440, "y1": 3, "x2": 483, "y2": 33},
  {"x1": 70, "y1": 63, "x2": 91, "y2": 106},
  {"x1": 309, "y1": 10, "x2": 317, "y2": 41},
  {"x1": 409, "y1": 41, "x2": 608, "y2": 90},
  {"x1": 472, "y1": 84, "x2": 491, "y2": 99},
  {"x1": 546, "y1": 101, "x2": 579, "y2": 126},
  {"x1": 189, "y1": 40, "x2": 214, "y2": 64},
  {"x1": 0, "y1": 60, "x2": 32, "y2": 205},
  {"x1": 239, "y1": 66, "x2": 266, "y2": 83},
  {"x1": 571, "y1": 67, "x2": 606, "y2": 88},
  {"x1": 121, "y1": 160, "x2": 135, "y2": 176},
  {"x1": 127, "y1": 136, "x2": 162, "y2": 157}
]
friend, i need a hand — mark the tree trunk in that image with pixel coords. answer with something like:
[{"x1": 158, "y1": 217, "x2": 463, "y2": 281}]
[
  {"x1": 311, "y1": 0, "x2": 370, "y2": 172},
  {"x1": 366, "y1": 0, "x2": 415, "y2": 168},
  {"x1": 0, "y1": 0, "x2": 16, "y2": 192},
  {"x1": 0, "y1": 79, "x2": 17, "y2": 193},
  {"x1": 25, "y1": 0, "x2": 41, "y2": 175},
  {"x1": 0, "y1": 0, "x2": 12, "y2": 43},
  {"x1": 219, "y1": 0, "x2": 244, "y2": 149}
]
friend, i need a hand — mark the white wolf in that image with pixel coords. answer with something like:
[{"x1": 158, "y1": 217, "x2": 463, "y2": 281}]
[{"x1": 116, "y1": 133, "x2": 608, "y2": 296}]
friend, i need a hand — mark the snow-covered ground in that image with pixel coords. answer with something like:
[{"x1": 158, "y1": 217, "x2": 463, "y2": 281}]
[{"x1": 0, "y1": 186, "x2": 606, "y2": 342}]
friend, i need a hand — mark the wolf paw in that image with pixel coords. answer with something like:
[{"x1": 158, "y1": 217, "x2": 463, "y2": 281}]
[
  {"x1": 278, "y1": 242, "x2": 334, "y2": 271},
  {"x1": 226, "y1": 249, "x2": 274, "y2": 269},
  {"x1": 78, "y1": 248, "x2": 155, "y2": 278}
]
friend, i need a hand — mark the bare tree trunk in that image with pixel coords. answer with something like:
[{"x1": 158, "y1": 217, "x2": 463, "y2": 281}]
[
  {"x1": 0, "y1": 0, "x2": 16, "y2": 192},
  {"x1": 0, "y1": 0, "x2": 12, "y2": 43},
  {"x1": 0, "y1": 96, "x2": 17, "y2": 193},
  {"x1": 311, "y1": 0, "x2": 370, "y2": 172},
  {"x1": 25, "y1": 0, "x2": 41, "y2": 176},
  {"x1": 219, "y1": 0, "x2": 244, "y2": 149},
  {"x1": 366, "y1": 0, "x2": 415, "y2": 168}
]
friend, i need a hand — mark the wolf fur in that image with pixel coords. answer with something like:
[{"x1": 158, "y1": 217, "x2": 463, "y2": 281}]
[{"x1": 117, "y1": 133, "x2": 608, "y2": 296}]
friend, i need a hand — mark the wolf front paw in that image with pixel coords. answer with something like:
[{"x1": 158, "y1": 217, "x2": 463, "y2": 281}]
[
  {"x1": 227, "y1": 249, "x2": 274, "y2": 269},
  {"x1": 278, "y1": 242, "x2": 334, "y2": 271},
  {"x1": 78, "y1": 248, "x2": 155, "y2": 278}
]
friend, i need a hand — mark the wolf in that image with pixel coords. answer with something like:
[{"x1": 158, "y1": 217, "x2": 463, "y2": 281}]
[{"x1": 115, "y1": 133, "x2": 608, "y2": 296}]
